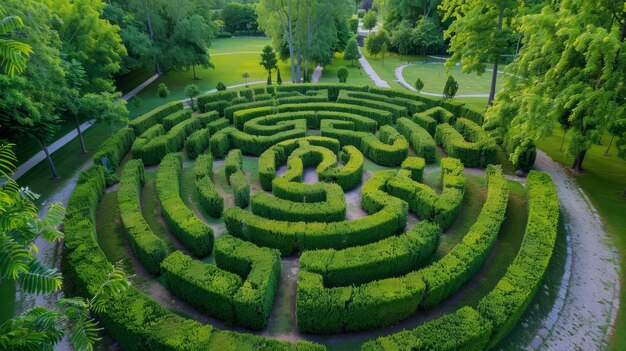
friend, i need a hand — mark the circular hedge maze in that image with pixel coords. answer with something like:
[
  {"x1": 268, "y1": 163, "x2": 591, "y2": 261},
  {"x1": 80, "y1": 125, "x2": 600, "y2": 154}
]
[{"x1": 64, "y1": 83, "x2": 560, "y2": 350}]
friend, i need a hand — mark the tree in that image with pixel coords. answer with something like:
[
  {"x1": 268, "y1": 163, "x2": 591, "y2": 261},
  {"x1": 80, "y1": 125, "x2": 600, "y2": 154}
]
[
  {"x1": 185, "y1": 84, "x2": 200, "y2": 111},
  {"x1": 391, "y1": 24, "x2": 412, "y2": 61},
  {"x1": 221, "y1": 3, "x2": 258, "y2": 34},
  {"x1": 344, "y1": 38, "x2": 361, "y2": 66},
  {"x1": 79, "y1": 92, "x2": 129, "y2": 134},
  {"x1": 276, "y1": 67, "x2": 283, "y2": 84},
  {"x1": 443, "y1": 75, "x2": 458, "y2": 99},
  {"x1": 415, "y1": 78, "x2": 424, "y2": 92},
  {"x1": 389, "y1": 0, "x2": 440, "y2": 24},
  {"x1": 169, "y1": 14, "x2": 216, "y2": 80},
  {"x1": 242, "y1": 72, "x2": 250, "y2": 87},
  {"x1": 365, "y1": 29, "x2": 390, "y2": 57},
  {"x1": 485, "y1": 0, "x2": 625, "y2": 172},
  {"x1": 0, "y1": 144, "x2": 129, "y2": 350},
  {"x1": 260, "y1": 45, "x2": 278, "y2": 85},
  {"x1": 440, "y1": 0, "x2": 519, "y2": 105},
  {"x1": 363, "y1": 10, "x2": 378, "y2": 31},
  {"x1": 380, "y1": 42, "x2": 388, "y2": 66},
  {"x1": 337, "y1": 66, "x2": 349, "y2": 82},
  {"x1": 0, "y1": 9, "x2": 32, "y2": 77},
  {"x1": 216, "y1": 82, "x2": 227, "y2": 91},
  {"x1": 411, "y1": 17, "x2": 444, "y2": 55}
]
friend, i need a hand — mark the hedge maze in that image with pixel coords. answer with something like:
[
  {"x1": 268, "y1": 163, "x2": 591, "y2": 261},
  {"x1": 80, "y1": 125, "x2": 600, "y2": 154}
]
[{"x1": 65, "y1": 83, "x2": 559, "y2": 350}]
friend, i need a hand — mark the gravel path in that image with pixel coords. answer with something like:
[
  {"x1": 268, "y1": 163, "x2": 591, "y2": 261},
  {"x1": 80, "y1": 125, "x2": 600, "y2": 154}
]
[
  {"x1": 358, "y1": 46, "x2": 390, "y2": 88},
  {"x1": 531, "y1": 151, "x2": 620, "y2": 350},
  {"x1": 311, "y1": 66, "x2": 323, "y2": 83}
]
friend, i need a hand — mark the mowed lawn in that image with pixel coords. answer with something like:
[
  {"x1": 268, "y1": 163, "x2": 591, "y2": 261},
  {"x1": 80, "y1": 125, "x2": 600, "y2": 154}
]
[{"x1": 537, "y1": 130, "x2": 626, "y2": 351}]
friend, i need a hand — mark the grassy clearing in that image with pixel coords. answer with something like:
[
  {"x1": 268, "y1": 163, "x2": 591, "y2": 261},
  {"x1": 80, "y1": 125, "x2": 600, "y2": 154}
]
[
  {"x1": 318, "y1": 52, "x2": 374, "y2": 86},
  {"x1": 537, "y1": 129, "x2": 626, "y2": 351},
  {"x1": 401, "y1": 62, "x2": 505, "y2": 96}
]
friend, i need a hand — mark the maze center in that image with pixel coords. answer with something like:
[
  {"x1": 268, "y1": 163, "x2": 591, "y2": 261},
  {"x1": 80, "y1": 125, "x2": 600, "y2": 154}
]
[{"x1": 65, "y1": 83, "x2": 560, "y2": 350}]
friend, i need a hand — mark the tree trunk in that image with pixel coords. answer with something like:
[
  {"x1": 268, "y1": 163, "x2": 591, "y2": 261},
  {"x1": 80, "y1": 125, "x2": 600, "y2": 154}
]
[
  {"x1": 488, "y1": 6, "x2": 505, "y2": 106},
  {"x1": 146, "y1": 14, "x2": 161, "y2": 75},
  {"x1": 288, "y1": 0, "x2": 296, "y2": 83},
  {"x1": 559, "y1": 129, "x2": 567, "y2": 151},
  {"x1": 604, "y1": 135, "x2": 615, "y2": 156},
  {"x1": 192, "y1": 65, "x2": 197, "y2": 80},
  {"x1": 39, "y1": 139, "x2": 59, "y2": 178},
  {"x1": 268, "y1": 69, "x2": 272, "y2": 85},
  {"x1": 571, "y1": 150, "x2": 587, "y2": 172},
  {"x1": 74, "y1": 115, "x2": 87, "y2": 153},
  {"x1": 305, "y1": 0, "x2": 311, "y2": 80}
]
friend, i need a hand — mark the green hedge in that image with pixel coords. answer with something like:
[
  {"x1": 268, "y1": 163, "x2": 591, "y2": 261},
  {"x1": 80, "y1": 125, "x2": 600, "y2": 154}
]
[
  {"x1": 203, "y1": 100, "x2": 231, "y2": 115},
  {"x1": 361, "y1": 306, "x2": 492, "y2": 351},
  {"x1": 225, "y1": 149, "x2": 243, "y2": 181},
  {"x1": 386, "y1": 158, "x2": 464, "y2": 229},
  {"x1": 196, "y1": 110, "x2": 220, "y2": 126},
  {"x1": 477, "y1": 171, "x2": 559, "y2": 347},
  {"x1": 129, "y1": 101, "x2": 184, "y2": 135},
  {"x1": 412, "y1": 106, "x2": 456, "y2": 136},
  {"x1": 243, "y1": 111, "x2": 377, "y2": 135},
  {"x1": 341, "y1": 90, "x2": 425, "y2": 115},
  {"x1": 210, "y1": 126, "x2": 306, "y2": 158},
  {"x1": 275, "y1": 83, "x2": 369, "y2": 100},
  {"x1": 230, "y1": 170, "x2": 250, "y2": 208},
  {"x1": 156, "y1": 153, "x2": 213, "y2": 257},
  {"x1": 161, "y1": 251, "x2": 241, "y2": 323},
  {"x1": 223, "y1": 194, "x2": 407, "y2": 255},
  {"x1": 416, "y1": 165, "x2": 508, "y2": 309},
  {"x1": 193, "y1": 154, "x2": 223, "y2": 218},
  {"x1": 93, "y1": 127, "x2": 135, "y2": 170},
  {"x1": 300, "y1": 221, "x2": 439, "y2": 287},
  {"x1": 227, "y1": 100, "x2": 274, "y2": 123},
  {"x1": 319, "y1": 145, "x2": 364, "y2": 191},
  {"x1": 185, "y1": 128, "x2": 211, "y2": 159},
  {"x1": 435, "y1": 119, "x2": 498, "y2": 168},
  {"x1": 133, "y1": 118, "x2": 202, "y2": 165},
  {"x1": 337, "y1": 90, "x2": 407, "y2": 121},
  {"x1": 251, "y1": 183, "x2": 346, "y2": 222},
  {"x1": 215, "y1": 235, "x2": 281, "y2": 329},
  {"x1": 396, "y1": 117, "x2": 436, "y2": 163},
  {"x1": 401, "y1": 156, "x2": 426, "y2": 182},
  {"x1": 197, "y1": 90, "x2": 238, "y2": 112},
  {"x1": 296, "y1": 270, "x2": 425, "y2": 333},
  {"x1": 276, "y1": 90, "x2": 329, "y2": 105},
  {"x1": 163, "y1": 109, "x2": 192, "y2": 131},
  {"x1": 278, "y1": 102, "x2": 393, "y2": 126},
  {"x1": 118, "y1": 160, "x2": 168, "y2": 275}
]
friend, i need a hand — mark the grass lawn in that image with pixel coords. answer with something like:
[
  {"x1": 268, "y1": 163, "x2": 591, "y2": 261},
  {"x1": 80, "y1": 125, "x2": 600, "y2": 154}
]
[
  {"x1": 318, "y1": 52, "x2": 374, "y2": 85},
  {"x1": 536, "y1": 129, "x2": 626, "y2": 351},
  {"x1": 401, "y1": 62, "x2": 505, "y2": 96}
]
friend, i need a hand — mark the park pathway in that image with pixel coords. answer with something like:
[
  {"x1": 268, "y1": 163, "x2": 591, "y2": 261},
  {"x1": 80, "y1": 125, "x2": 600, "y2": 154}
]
[
  {"x1": 311, "y1": 66, "x2": 323, "y2": 83},
  {"x1": 358, "y1": 46, "x2": 390, "y2": 88}
]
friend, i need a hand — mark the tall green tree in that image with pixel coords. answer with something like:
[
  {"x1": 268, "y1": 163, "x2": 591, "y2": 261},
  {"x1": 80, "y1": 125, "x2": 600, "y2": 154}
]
[
  {"x1": 363, "y1": 10, "x2": 378, "y2": 31},
  {"x1": 411, "y1": 17, "x2": 444, "y2": 55},
  {"x1": 260, "y1": 45, "x2": 278, "y2": 84},
  {"x1": 0, "y1": 9, "x2": 32, "y2": 77},
  {"x1": 391, "y1": 24, "x2": 412, "y2": 61},
  {"x1": 440, "y1": 0, "x2": 519, "y2": 105},
  {"x1": 78, "y1": 92, "x2": 129, "y2": 134},
  {"x1": 344, "y1": 38, "x2": 361, "y2": 66},
  {"x1": 169, "y1": 14, "x2": 216, "y2": 80},
  {"x1": 485, "y1": 0, "x2": 626, "y2": 172},
  {"x1": 365, "y1": 29, "x2": 390, "y2": 57}
]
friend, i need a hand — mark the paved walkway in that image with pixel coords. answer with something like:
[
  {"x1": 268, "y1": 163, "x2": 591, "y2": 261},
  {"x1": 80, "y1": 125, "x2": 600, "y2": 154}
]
[
  {"x1": 122, "y1": 73, "x2": 159, "y2": 101},
  {"x1": 311, "y1": 66, "x2": 323, "y2": 83},
  {"x1": 358, "y1": 46, "x2": 390, "y2": 88}
]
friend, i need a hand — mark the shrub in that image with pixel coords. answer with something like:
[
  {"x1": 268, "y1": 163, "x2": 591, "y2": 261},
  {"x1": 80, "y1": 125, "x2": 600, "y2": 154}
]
[
  {"x1": 401, "y1": 156, "x2": 426, "y2": 182},
  {"x1": 128, "y1": 101, "x2": 184, "y2": 135},
  {"x1": 319, "y1": 145, "x2": 364, "y2": 191},
  {"x1": 230, "y1": 170, "x2": 250, "y2": 208},
  {"x1": 435, "y1": 119, "x2": 497, "y2": 168},
  {"x1": 415, "y1": 78, "x2": 424, "y2": 92},
  {"x1": 93, "y1": 127, "x2": 135, "y2": 170},
  {"x1": 337, "y1": 66, "x2": 349, "y2": 83},
  {"x1": 156, "y1": 153, "x2": 214, "y2": 257},
  {"x1": 224, "y1": 149, "x2": 243, "y2": 181},
  {"x1": 349, "y1": 16, "x2": 359, "y2": 33},
  {"x1": 185, "y1": 129, "x2": 211, "y2": 160},
  {"x1": 193, "y1": 154, "x2": 223, "y2": 218},
  {"x1": 158, "y1": 83, "x2": 169, "y2": 98},
  {"x1": 118, "y1": 160, "x2": 168, "y2": 274},
  {"x1": 216, "y1": 81, "x2": 227, "y2": 91},
  {"x1": 162, "y1": 109, "x2": 192, "y2": 131},
  {"x1": 357, "y1": 9, "x2": 365, "y2": 18},
  {"x1": 443, "y1": 75, "x2": 458, "y2": 99},
  {"x1": 396, "y1": 117, "x2": 436, "y2": 163}
]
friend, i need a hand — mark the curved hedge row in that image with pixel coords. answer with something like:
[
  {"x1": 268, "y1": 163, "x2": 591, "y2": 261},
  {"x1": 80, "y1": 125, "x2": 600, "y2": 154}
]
[
  {"x1": 93, "y1": 127, "x2": 135, "y2": 169},
  {"x1": 185, "y1": 128, "x2": 211, "y2": 159},
  {"x1": 340, "y1": 90, "x2": 425, "y2": 115},
  {"x1": 386, "y1": 158, "x2": 464, "y2": 229},
  {"x1": 337, "y1": 90, "x2": 407, "y2": 121},
  {"x1": 413, "y1": 106, "x2": 456, "y2": 136},
  {"x1": 477, "y1": 171, "x2": 559, "y2": 347},
  {"x1": 396, "y1": 117, "x2": 437, "y2": 163},
  {"x1": 300, "y1": 221, "x2": 440, "y2": 287},
  {"x1": 197, "y1": 90, "x2": 238, "y2": 112},
  {"x1": 118, "y1": 160, "x2": 168, "y2": 275},
  {"x1": 193, "y1": 154, "x2": 223, "y2": 217},
  {"x1": 129, "y1": 101, "x2": 184, "y2": 135},
  {"x1": 416, "y1": 165, "x2": 508, "y2": 309},
  {"x1": 435, "y1": 118, "x2": 497, "y2": 168},
  {"x1": 243, "y1": 110, "x2": 377, "y2": 135},
  {"x1": 225, "y1": 149, "x2": 250, "y2": 208},
  {"x1": 251, "y1": 183, "x2": 346, "y2": 222},
  {"x1": 319, "y1": 145, "x2": 364, "y2": 191},
  {"x1": 163, "y1": 109, "x2": 192, "y2": 130},
  {"x1": 133, "y1": 118, "x2": 202, "y2": 165},
  {"x1": 401, "y1": 156, "x2": 426, "y2": 182},
  {"x1": 156, "y1": 153, "x2": 213, "y2": 257},
  {"x1": 223, "y1": 194, "x2": 407, "y2": 255},
  {"x1": 210, "y1": 126, "x2": 307, "y2": 158}
]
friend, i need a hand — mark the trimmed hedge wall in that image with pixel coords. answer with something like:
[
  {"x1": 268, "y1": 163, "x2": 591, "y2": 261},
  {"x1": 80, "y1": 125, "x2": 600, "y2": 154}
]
[
  {"x1": 161, "y1": 251, "x2": 242, "y2": 323},
  {"x1": 156, "y1": 153, "x2": 213, "y2": 257},
  {"x1": 337, "y1": 90, "x2": 407, "y2": 121},
  {"x1": 278, "y1": 102, "x2": 393, "y2": 126},
  {"x1": 230, "y1": 170, "x2": 250, "y2": 208},
  {"x1": 133, "y1": 118, "x2": 202, "y2": 165},
  {"x1": 275, "y1": 83, "x2": 369, "y2": 101},
  {"x1": 185, "y1": 128, "x2": 211, "y2": 160},
  {"x1": 223, "y1": 194, "x2": 407, "y2": 255},
  {"x1": 243, "y1": 111, "x2": 377, "y2": 135},
  {"x1": 93, "y1": 127, "x2": 135, "y2": 170},
  {"x1": 129, "y1": 101, "x2": 184, "y2": 135},
  {"x1": 361, "y1": 306, "x2": 492, "y2": 351},
  {"x1": 435, "y1": 119, "x2": 498, "y2": 168},
  {"x1": 210, "y1": 126, "x2": 306, "y2": 158},
  {"x1": 225, "y1": 149, "x2": 243, "y2": 182},
  {"x1": 416, "y1": 165, "x2": 508, "y2": 309},
  {"x1": 477, "y1": 171, "x2": 559, "y2": 347},
  {"x1": 203, "y1": 100, "x2": 231, "y2": 115},
  {"x1": 386, "y1": 158, "x2": 464, "y2": 229},
  {"x1": 226, "y1": 100, "x2": 274, "y2": 123},
  {"x1": 163, "y1": 109, "x2": 192, "y2": 131},
  {"x1": 413, "y1": 107, "x2": 456, "y2": 136},
  {"x1": 215, "y1": 235, "x2": 281, "y2": 329},
  {"x1": 118, "y1": 160, "x2": 168, "y2": 274},
  {"x1": 193, "y1": 154, "x2": 223, "y2": 218},
  {"x1": 401, "y1": 156, "x2": 426, "y2": 182},
  {"x1": 300, "y1": 221, "x2": 439, "y2": 287},
  {"x1": 197, "y1": 90, "x2": 238, "y2": 113},
  {"x1": 396, "y1": 117, "x2": 436, "y2": 163},
  {"x1": 319, "y1": 145, "x2": 364, "y2": 191}
]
